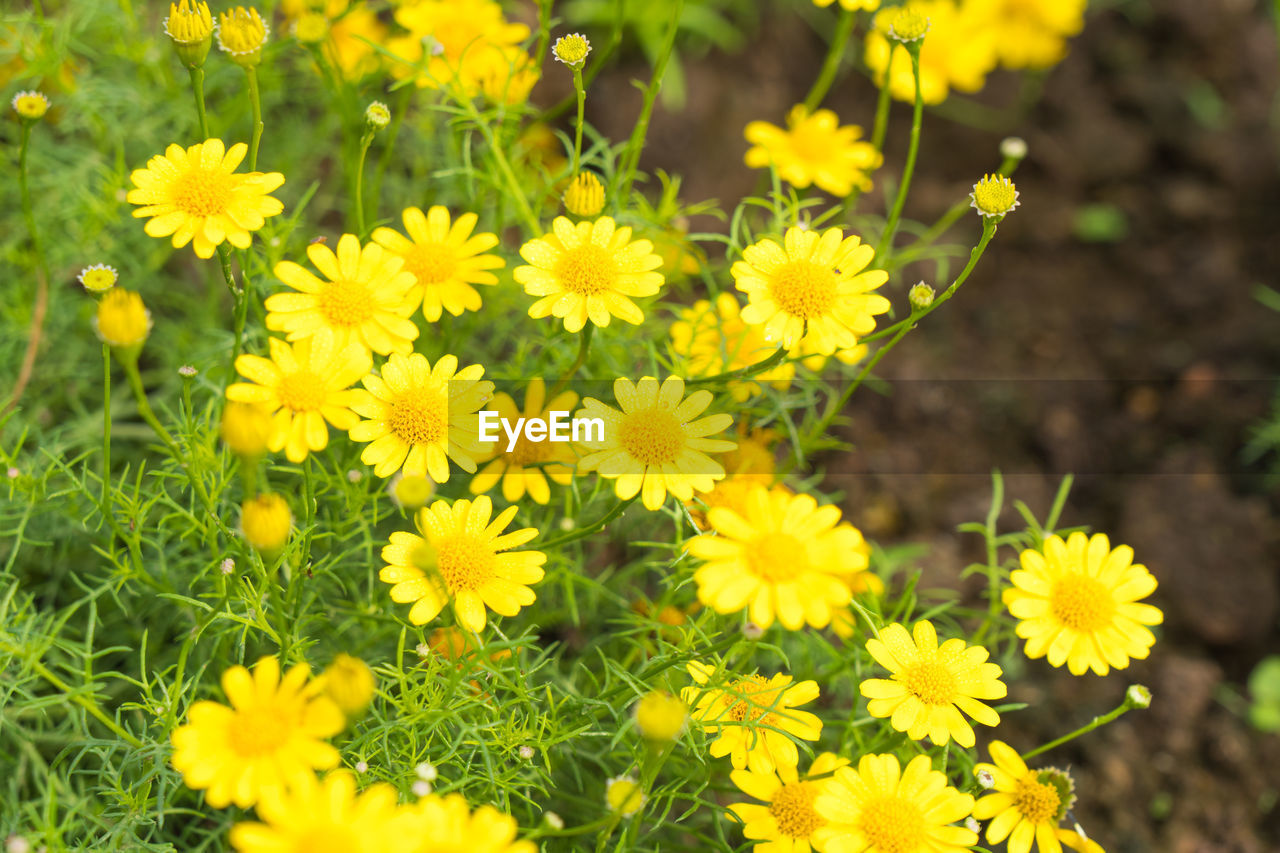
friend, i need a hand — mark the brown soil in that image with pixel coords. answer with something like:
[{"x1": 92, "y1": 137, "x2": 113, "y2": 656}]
[{"x1": 584, "y1": 0, "x2": 1280, "y2": 849}]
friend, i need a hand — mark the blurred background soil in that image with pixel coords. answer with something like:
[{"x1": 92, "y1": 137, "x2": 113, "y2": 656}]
[{"x1": 571, "y1": 0, "x2": 1280, "y2": 849}]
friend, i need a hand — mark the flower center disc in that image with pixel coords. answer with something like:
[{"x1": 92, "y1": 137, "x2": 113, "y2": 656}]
[
  {"x1": 770, "y1": 261, "x2": 837, "y2": 319},
  {"x1": 748, "y1": 534, "x2": 804, "y2": 583},
  {"x1": 770, "y1": 781, "x2": 824, "y2": 839},
  {"x1": 294, "y1": 828, "x2": 361, "y2": 853},
  {"x1": 317, "y1": 279, "x2": 375, "y2": 327},
  {"x1": 617, "y1": 407, "x2": 684, "y2": 466},
  {"x1": 858, "y1": 796, "x2": 925, "y2": 853},
  {"x1": 390, "y1": 387, "x2": 447, "y2": 446},
  {"x1": 724, "y1": 675, "x2": 774, "y2": 723},
  {"x1": 435, "y1": 535, "x2": 495, "y2": 592},
  {"x1": 1050, "y1": 574, "x2": 1115, "y2": 632},
  {"x1": 555, "y1": 244, "x2": 617, "y2": 296},
  {"x1": 277, "y1": 370, "x2": 327, "y2": 412},
  {"x1": 901, "y1": 660, "x2": 958, "y2": 706},
  {"x1": 510, "y1": 433, "x2": 553, "y2": 467},
  {"x1": 1014, "y1": 777, "x2": 1063, "y2": 825},
  {"x1": 405, "y1": 242, "x2": 457, "y2": 285},
  {"x1": 790, "y1": 125, "x2": 831, "y2": 162},
  {"x1": 172, "y1": 168, "x2": 232, "y2": 217},
  {"x1": 227, "y1": 706, "x2": 292, "y2": 757}
]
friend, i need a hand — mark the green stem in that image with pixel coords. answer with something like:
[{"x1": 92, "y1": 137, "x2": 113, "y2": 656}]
[
  {"x1": 7, "y1": 121, "x2": 51, "y2": 413},
  {"x1": 246, "y1": 66, "x2": 264, "y2": 170},
  {"x1": 970, "y1": 471, "x2": 1005, "y2": 647},
  {"x1": 803, "y1": 7, "x2": 855, "y2": 112},
  {"x1": 21, "y1": 655, "x2": 144, "y2": 750},
  {"x1": 533, "y1": 0, "x2": 554, "y2": 70},
  {"x1": 875, "y1": 43, "x2": 923, "y2": 263},
  {"x1": 189, "y1": 66, "x2": 209, "y2": 138},
  {"x1": 686, "y1": 345, "x2": 787, "y2": 386},
  {"x1": 354, "y1": 130, "x2": 374, "y2": 235},
  {"x1": 102, "y1": 344, "x2": 112, "y2": 509},
  {"x1": 550, "y1": 325, "x2": 592, "y2": 399},
  {"x1": 870, "y1": 68, "x2": 893, "y2": 154},
  {"x1": 539, "y1": 496, "x2": 636, "y2": 550},
  {"x1": 801, "y1": 218, "x2": 998, "y2": 452},
  {"x1": 571, "y1": 65, "x2": 587, "y2": 174},
  {"x1": 619, "y1": 0, "x2": 684, "y2": 200},
  {"x1": 1022, "y1": 696, "x2": 1143, "y2": 761},
  {"x1": 370, "y1": 85, "x2": 412, "y2": 215},
  {"x1": 454, "y1": 87, "x2": 539, "y2": 234},
  {"x1": 300, "y1": 456, "x2": 316, "y2": 575}
]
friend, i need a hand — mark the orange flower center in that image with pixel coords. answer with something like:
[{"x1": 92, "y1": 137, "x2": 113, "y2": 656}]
[
  {"x1": 294, "y1": 828, "x2": 361, "y2": 853},
  {"x1": 789, "y1": 120, "x2": 833, "y2": 163},
  {"x1": 434, "y1": 534, "x2": 495, "y2": 592},
  {"x1": 317, "y1": 279, "x2": 375, "y2": 328},
  {"x1": 617, "y1": 407, "x2": 684, "y2": 467},
  {"x1": 769, "y1": 260, "x2": 837, "y2": 319},
  {"x1": 858, "y1": 795, "x2": 925, "y2": 853},
  {"x1": 723, "y1": 675, "x2": 778, "y2": 723},
  {"x1": 901, "y1": 660, "x2": 958, "y2": 706},
  {"x1": 390, "y1": 387, "x2": 447, "y2": 447},
  {"x1": 227, "y1": 706, "x2": 293, "y2": 757},
  {"x1": 555, "y1": 244, "x2": 617, "y2": 296},
  {"x1": 277, "y1": 370, "x2": 327, "y2": 412},
  {"x1": 404, "y1": 242, "x2": 458, "y2": 285},
  {"x1": 770, "y1": 781, "x2": 824, "y2": 839},
  {"x1": 1014, "y1": 775, "x2": 1063, "y2": 825},
  {"x1": 748, "y1": 534, "x2": 804, "y2": 582},
  {"x1": 509, "y1": 430, "x2": 554, "y2": 467},
  {"x1": 1050, "y1": 574, "x2": 1114, "y2": 633},
  {"x1": 171, "y1": 167, "x2": 232, "y2": 217}
]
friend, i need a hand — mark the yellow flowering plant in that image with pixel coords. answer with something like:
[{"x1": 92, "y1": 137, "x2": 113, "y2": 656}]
[{"x1": 2, "y1": 1, "x2": 1195, "y2": 851}]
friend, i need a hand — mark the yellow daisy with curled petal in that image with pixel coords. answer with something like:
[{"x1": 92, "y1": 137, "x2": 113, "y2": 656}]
[
  {"x1": 728, "y1": 752, "x2": 851, "y2": 853},
  {"x1": 732, "y1": 226, "x2": 890, "y2": 355},
  {"x1": 348, "y1": 353, "x2": 493, "y2": 481},
  {"x1": 682, "y1": 662, "x2": 823, "y2": 774},
  {"x1": 266, "y1": 234, "x2": 419, "y2": 357},
  {"x1": 815, "y1": 753, "x2": 978, "y2": 853},
  {"x1": 1004, "y1": 531, "x2": 1163, "y2": 676},
  {"x1": 745, "y1": 105, "x2": 883, "y2": 197},
  {"x1": 576, "y1": 375, "x2": 736, "y2": 511},
  {"x1": 370, "y1": 206, "x2": 505, "y2": 323},
  {"x1": 400, "y1": 792, "x2": 537, "y2": 853},
  {"x1": 378, "y1": 495, "x2": 546, "y2": 632},
  {"x1": 514, "y1": 216, "x2": 664, "y2": 332},
  {"x1": 230, "y1": 770, "x2": 417, "y2": 853},
  {"x1": 469, "y1": 377, "x2": 578, "y2": 505},
  {"x1": 170, "y1": 655, "x2": 345, "y2": 810},
  {"x1": 860, "y1": 620, "x2": 1007, "y2": 747},
  {"x1": 690, "y1": 484, "x2": 875, "y2": 631},
  {"x1": 127, "y1": 138, "x2": 284, "y2": 259},
  {"x1": 973, "y1": 741, "x2": 1081, "y2": 853},
  {"x1": 226, "y1": 336, "x2": 371, "y2": 463}
]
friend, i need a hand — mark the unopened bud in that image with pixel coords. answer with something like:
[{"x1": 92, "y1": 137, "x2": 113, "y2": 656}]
[
  {"x1": 908, "y1": 281, "x2": 935, "y2": 311},
  {"x1": 1000, "y1": 136, "x2": 1028, "y2": 161},
  {"x1": 1125, "y1": 684, "x2": 1152, "y2": 710}
]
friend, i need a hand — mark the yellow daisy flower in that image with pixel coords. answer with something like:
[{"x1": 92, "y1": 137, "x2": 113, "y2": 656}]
[
  {"x1": 576, "y1": 376, "x2": 736, "y2": 511},
  {"x1": 469, "y1": 378, "x2": 578, "y2": 504},
  {"x1": 865, "y1": 0, "x2": 997, "y2": 104},
  {"x1": 348, "y1": 353, "x2": 493, "y2": 481},
  {"x1": 968, "y1": 0, "x2": 1086, "y2": 70},
  {"x1": 689, "y1": 484, "x2": 875, "y2": 631},
  {"x1": 814, "y1": 754, "x2": 978, "y2": 853},
  {"x1": 728, "y1": 752, "x2": 851, "y2": 853},
  {"x1": 1003, "y1": 532, "x2": 1163, "y2": 676},
  {"x1": 813, "y1": 0, "x2": 879, "y2": 9},
  {"x1": 744, "y1": 105, "x2": 883, "y2": 197},
  {"x1": 170, "y1": 655, "x2": 345, "y2": 809},
  {"x1": 387, "y1": 0, "x2": 529, "y2": 96},
  {"x1": 682, "y1": 662, "x2": 822, "y2": 774},
  {"x1": 230, "y1": 770, "x2": 416, "y2": 853},
  {"x1": 686, "y1": 427, "x2": 780, "y2": 530},
  {"x1": 319, "y1": 653, "x2": 377, "y2": 718},
  {"x1": 226, "y1": 336, "x2": 371, "y2": 463},
  {"x1": 127, "y1": 138, "x2": 284, "y2": 259},
  {"x1": 669, "y1": 294, "x2": 795, "y2": 402},
  {"x1": 401, "y1": 792, "x2": 537, "y2": 853},
  {"x1": 266, "y1": 234, "x2": 419, "y2": 357},
  {"x1": 378, "y1": 495, "x2": 546, "y2": 632},
  {"x1": 514, "y1": 216, "x2": 664, "y2": 333},
  {"x1": 973, "y1": 741, "x2": 1081, "y2": 853},
  {"x1": 860, "y1": 620, "x2": 1007, "y2": 747},
  {"x1": 732, "y1": 226, "x2": 890, "y2": 355},
  {"x1": 370, "y1": 206, "x2": 505, "y2": 322}
]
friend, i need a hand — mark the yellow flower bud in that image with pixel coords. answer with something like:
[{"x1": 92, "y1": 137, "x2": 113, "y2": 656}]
[
  {"x1": 552, "y1": 33, "x2": 591, "y2": 67},
  {"x1": 220, "y1": 402, "x2": 271, "y2": 458},
  {"x1": 388, "y1": 473, "x2": 435, "y2": 511},
  {"x1": 970, "y1": 173, "x2": 1020, "y2": 218},
  {"x1": 365, "y1": 101, "x2": 391, "y2": 130},
  {"x1": 908, "y1": 281, "x2": 935, "y2": 311},
  {"x1": 563, "y1": 172, "x2": 605, "y2": 217},
  {"x1": 240, "y1": 493, "x2": 292, "y2": 552},
  {"x1": 77, "y1": 264, "x2": 118, "y2": 293},
  {"x1": 633, "y1": 690, "x2": 687, "y2": 742},
  {"x1": 94, "y1": 289, "x2": 152, "y2": 350},
  {"x1": 216, "y1": 7, "x2": 269, "y2": 67},
  {"x1": 320, "y1": 653, "x2": 377, "y2": 718},
  {"x1": 164, "y1": 0, "x2": 215, "y2": 67},
  {"x1": 11, "y1": 91, "x2": 50, "y2": 121},
  {"x1": 604, "y1": 775, "x2": 645, "y2": 816},
  {"x1": 292, "y1": 12, "x2": 329, "y2": 45},
  {"x1": 888, "y1": 6, "x2": 930, "y2": 43}
]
